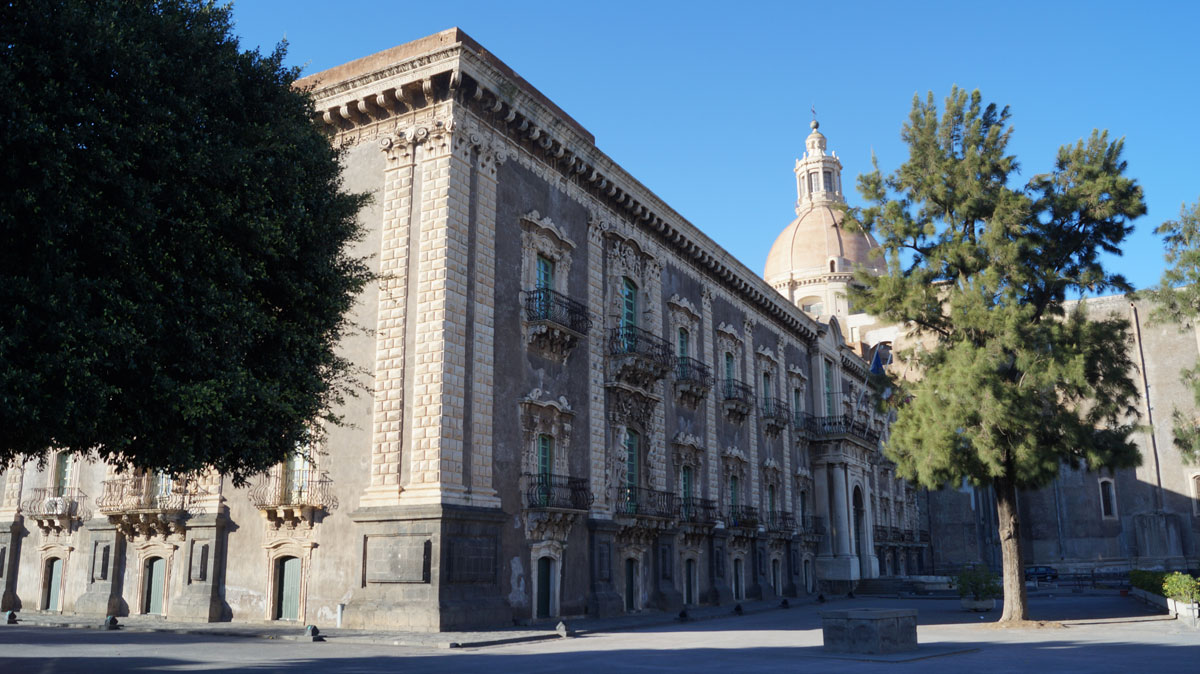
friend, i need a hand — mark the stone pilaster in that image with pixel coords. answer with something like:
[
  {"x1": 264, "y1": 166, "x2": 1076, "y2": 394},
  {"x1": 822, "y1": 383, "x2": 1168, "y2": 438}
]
[
  {"x1": 743, "y1": 318, "x2": 760, "y2": 508},
  {"x1": 701, "y1": 288, "x2": 718, "y2": 503},
  {"x1": 587, "y1": 217, "x2": 610, "y2": 517}
]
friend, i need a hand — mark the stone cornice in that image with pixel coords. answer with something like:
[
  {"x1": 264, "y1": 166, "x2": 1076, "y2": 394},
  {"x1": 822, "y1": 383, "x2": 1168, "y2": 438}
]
[{"x1": 302, "y1": 34, "x2": 821, "y2": 346}]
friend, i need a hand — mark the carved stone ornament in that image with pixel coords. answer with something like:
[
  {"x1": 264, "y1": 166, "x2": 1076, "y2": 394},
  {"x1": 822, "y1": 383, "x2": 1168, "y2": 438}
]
[
  {"x1": 606, "y1": 384, "x2": 659, "y2": 431},
  {"x1": 524, "y1": 510, "x2": 579, "y2": 543},
  {"x1": 671, "y1": 432, "x2": 705, "y2": 470},
  {"x1": 519, "y1": 389, "x2": 574, "y2": 476}
]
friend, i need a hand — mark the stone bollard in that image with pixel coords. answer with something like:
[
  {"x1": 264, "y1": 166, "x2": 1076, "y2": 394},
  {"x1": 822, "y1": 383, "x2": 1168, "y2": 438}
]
[
  {"x1": 304, "y1": 625, "x2": 325, "y2": 642},
  {"x1": 101, "y1": 616, "x2": 120, "y2": 630},
  {"x1": 556, "y1": 621, "x2": 575, "y2": 638},
  {"x1": 5, "y1": 611, "x2": 16, "y2": 625}
]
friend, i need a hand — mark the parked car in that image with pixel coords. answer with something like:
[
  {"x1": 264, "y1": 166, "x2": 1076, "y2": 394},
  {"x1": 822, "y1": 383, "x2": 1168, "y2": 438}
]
[{"x1": 1025, "y1": 565, "x2": 1059, "y2": 582}]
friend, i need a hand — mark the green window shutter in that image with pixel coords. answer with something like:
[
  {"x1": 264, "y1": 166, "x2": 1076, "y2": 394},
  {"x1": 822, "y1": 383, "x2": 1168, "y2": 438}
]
[
  {"x1": 621, "y1": 278, "x2": 638, "y2": 329},
  {"x1": 678, "y1": 329, "x2": 689, "y2": 358},
  {"x1": 538, "y1": 435, "x2": 553, "y2": 476},
  {"x1": 681, "y1": 465, "x2": 692, "y2": 500},
  {"x1": 625, "y1": 430, "x2": 639, "y2": 488},
  {"x1": 730, "y1": 475, "x2": 739, "y2": 508},
  {"x1": 724, "y1": 352, "x2": 734, "y2": 381},
  {"x1": 536, "y1": 255, "x2": 555, "y2": 289}
]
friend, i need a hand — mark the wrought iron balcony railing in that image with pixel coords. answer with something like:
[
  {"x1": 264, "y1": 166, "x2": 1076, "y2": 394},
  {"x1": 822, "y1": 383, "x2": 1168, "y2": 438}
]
[
  {"x1": 800, "y1": 413, "x2": 881, "y2": 444},
  {"x1": 97, "y1": 475, "x2": 187, "y2": 514},
  {"x1": 522, "y1": 473, "x2": 593, "y2": 511},
  {"x1": 806, "y1": 516, "x2": 827, "y2": 535},
  {"x1": 726, "y1": 504, "x2": 760, "y2": 529},
  {"x1": 248, "y1": 472, "x2": 338, "y2": 511},
  {"x1": 22, "y1": 486, "x2": 89, "y2": 520},
  {"x1": 765, "y1": 510, "x2": 797, "y2": 533},
  {"x1": 919, "y1": 529, "x2": 931, "y2": 543},
  {"x1": 522, "y1": 287, "x2": 593, "y2": 335},
  {"x1": 616, "y1": 485, "x2": 678, "y2": 520},
  {"x1": 678, "y1": 496, "x2": 719, "y2": 524},
  {"x1": 674, "y1": 356, "x2": 713, "y2": 389},
  {"x1": 608, "y1": 326, "x2": 674, "y2": 366},
  {"x1": 720, "y1": 378, "x2": 755, "y2": 404},
  {"x1": 874, "y1": 524, "x2": 895, "y2": 542},
  {"x1": 760, "y1": 397, "x2": 791, "y2": 430}
]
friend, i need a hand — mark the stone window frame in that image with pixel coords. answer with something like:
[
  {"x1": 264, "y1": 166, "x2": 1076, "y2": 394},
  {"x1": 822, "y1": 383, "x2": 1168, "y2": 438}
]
[
  {"x1": 721, "y1": 447, "x2": 749, "y2": 512},
  {"x1": 617, "y1": 546, "x2": 648, "y2": 613},
  {"x1": 756, "y1": 346, "x2": 781, "y2": 405},
  {"x1": 1192, "y1": 473, "x2": 1200, "y2": 517},
  {"x1": 787, "y1": 364, "x2": 808, "y2": 422},
  {"x1": 671, "y1": 432, "x2": 705, "y2": 499},
  {"x1": 667, "y1": 294, "x2": 701, "y2": 359},
  {"x1": 715, "y1": 323, "x2": 744, "y2": 382},
  {"x1": 761, "y1": 458, "x2": 783, "y2": 515},
  {"x1": 518, "y1": 390, "x2": 574, "y2": 479},
  {"x1": 262, "y1": 538, "x2": 316, "y2": 623},
  {"x1": 520, "y1": 210, "x2": 576, "y2": 296},
  {"x1": 1098, "y1": 477, "x2": 1118, "y2": 520},
  {"x1": 678, "y1": 551, "x2": 701, "y2": 607},
  {"x1": 529, "y1": 539, "x2": 564, "y2": 620},
  {"x1": 604, "y1": 232, "x2": 661, "y2": 335}
]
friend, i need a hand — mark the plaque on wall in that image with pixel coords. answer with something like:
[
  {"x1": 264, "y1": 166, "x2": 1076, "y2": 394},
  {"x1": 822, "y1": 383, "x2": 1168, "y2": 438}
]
[{"x1": 364, "y1": 534, "x2": 432, "y2": 584}]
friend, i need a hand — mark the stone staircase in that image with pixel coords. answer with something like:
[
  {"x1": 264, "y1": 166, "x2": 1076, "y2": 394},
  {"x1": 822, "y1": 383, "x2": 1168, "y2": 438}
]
[{"x1": 855, "y1": 577, "x2": 951, "y2": 596}]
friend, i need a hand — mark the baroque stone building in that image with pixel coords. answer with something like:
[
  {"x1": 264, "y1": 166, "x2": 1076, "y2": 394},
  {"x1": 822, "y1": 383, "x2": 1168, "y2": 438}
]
[{"x1": 0, "y1": 29, "x2": 927, "y2": 631}]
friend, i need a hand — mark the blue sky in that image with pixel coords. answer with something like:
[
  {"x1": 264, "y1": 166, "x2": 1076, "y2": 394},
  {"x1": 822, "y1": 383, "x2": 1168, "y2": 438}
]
[{"x1": 231, "y1": 0, "x2": 1199, "y2": 292}]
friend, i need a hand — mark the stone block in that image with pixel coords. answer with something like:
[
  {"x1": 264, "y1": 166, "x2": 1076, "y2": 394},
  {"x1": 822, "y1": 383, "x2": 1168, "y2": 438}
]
[{"x1": 821, "y1": 608, "x2": 917, "y2": 654}]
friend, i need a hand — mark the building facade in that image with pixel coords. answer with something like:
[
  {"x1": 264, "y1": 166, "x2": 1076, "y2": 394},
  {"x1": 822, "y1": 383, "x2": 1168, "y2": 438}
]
[{"x1": 0, "y1": 29, "x2": 928, "y2": 631}]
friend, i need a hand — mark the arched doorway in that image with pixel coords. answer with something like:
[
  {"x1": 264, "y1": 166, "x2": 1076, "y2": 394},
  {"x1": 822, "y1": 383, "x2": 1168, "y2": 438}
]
[
  {"x1": 143, "y1": 556, "x2": 166, "y2": 615},
  {"x1": 624, "y1": 558, "x2": 638, "y2": 612},
  {"x1": 732, "y1": 558, "x2": 744, "y2": 600},
  {"x1": 274, "y1": 556, "x2": 301, "y2": 621},
  {"x1": 684, "y1": 558, "x2": 697, "y2": 606},
  {"x1": 771, "y1": 558, "x2": 782, "y2": 596},
  {"x1": 42, "y1": 557, "x2": 63, "y2": 611},
  {"x1": 536, "y1": 556, "x2": 554, "y2": 619}
]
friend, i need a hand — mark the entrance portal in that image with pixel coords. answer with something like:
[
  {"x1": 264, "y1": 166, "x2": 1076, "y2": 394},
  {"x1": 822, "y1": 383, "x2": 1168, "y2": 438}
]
[
  {"x1": 536, "y1": 556, "x2": 553, "y2": 619},
  {"x1": 684, "y1": 558, "x2": 696, "y2": 605},
  {"x1": 624, "y1": 558, "x2": 637, "y2": 612}
]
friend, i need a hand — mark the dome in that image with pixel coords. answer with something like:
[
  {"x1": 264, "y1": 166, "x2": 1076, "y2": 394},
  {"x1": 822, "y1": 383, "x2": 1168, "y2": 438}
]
[{"x1": 764, "y1": 204, "x2": 883, "y2": 284}]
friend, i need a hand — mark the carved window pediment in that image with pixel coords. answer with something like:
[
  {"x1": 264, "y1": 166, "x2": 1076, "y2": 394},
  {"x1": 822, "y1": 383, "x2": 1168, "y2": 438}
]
[{"x1": 519, "y1": 389, "x2": 575, "y2": 477}]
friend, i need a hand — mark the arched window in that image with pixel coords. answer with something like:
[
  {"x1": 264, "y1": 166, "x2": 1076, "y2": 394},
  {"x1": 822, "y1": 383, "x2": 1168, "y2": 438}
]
[
  {"x1": 829, "y1": 260, "x2": 836, "y2": 273},
  {"x1": 1099, "y1": 478, "x2": 1117, "y2": 518}
]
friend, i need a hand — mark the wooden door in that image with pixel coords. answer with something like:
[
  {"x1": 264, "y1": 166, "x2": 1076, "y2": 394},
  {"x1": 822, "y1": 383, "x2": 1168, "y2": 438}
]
[
  {"x1": 277, "y1": 556, "x2": 301, "y2": 621},
  {"x1": 144, "y1": 557, "x2": 165, "y2": 614},
  {"x1": 45, "y1": 558, "x2": 63, "y2": 610},
  {"x1": 536, "y1": 556, "x2": 552, "y2": 619}
]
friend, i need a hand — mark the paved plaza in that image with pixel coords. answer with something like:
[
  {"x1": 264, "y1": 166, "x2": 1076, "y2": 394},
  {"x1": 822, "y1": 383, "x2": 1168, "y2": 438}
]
[{"x1": 2, "y1": 594, "x2": 1196, "y2": 673}]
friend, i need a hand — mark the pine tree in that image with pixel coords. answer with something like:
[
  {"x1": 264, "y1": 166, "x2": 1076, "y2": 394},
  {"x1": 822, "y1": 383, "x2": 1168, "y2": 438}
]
[
  {"x1": 0, "y1": 1, "x2": 371, "y2": 482},
  {"x1": 1146, "y1": 199, "x2": 1200, "y2": 465},
  {"x1": 847, "y1": 88, "x2": 1145, "y2": 622}
]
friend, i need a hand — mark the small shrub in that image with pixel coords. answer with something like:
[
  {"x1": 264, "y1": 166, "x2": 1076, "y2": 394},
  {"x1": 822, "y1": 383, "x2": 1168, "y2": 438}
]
[
  {"x1": 1130, "y1": 570, "x2": 1169, "y2": 596},
  {"x1": 1162, "y1": 572, "x2": 1200, "y2": 605},
  {"x1": 957, "y1": 566, "x2": 1001, "y2": 600}
]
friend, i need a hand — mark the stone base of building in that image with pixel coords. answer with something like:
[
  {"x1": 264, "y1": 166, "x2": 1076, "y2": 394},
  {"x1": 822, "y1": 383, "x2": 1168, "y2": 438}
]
[
  {"x1": 345, "y1": 502, "x2": 509, "y2": 632},
  {"x1": 816, "y1": 555, "x2": 860, "y2": 594}
]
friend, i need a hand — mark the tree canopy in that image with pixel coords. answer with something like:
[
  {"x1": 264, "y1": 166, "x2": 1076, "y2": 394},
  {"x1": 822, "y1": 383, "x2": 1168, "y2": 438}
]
[
  {"x1": 0, "y1": 1, "x2": 371, "y2": 483},
  {"x1": 847, "y1": 88, "x2": 1145, "y2": 621},
  {"x1": 1146, "y1": 199, "x2": 1200, "y2": 464}
]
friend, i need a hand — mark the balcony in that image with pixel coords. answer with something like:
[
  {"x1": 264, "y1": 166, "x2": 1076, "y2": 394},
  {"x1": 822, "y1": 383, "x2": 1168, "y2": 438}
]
[
  {"x1": 760, "y1": 397, "x2": 791, "y2": 436},
  {"x1": 22, "y1": 487, "x2": 90, "y2": 534},
  {"x1": 608, "y1": 326, "x2": 673, "y2": 388},
  {"x1": 765, "y1": 510, "x2": 797, "y2": 535},
  {"x1": 249, "y1": 471, "x2": 339, "y2": 529},
  {"x1": 678, "y1": 496, "x2": 719, "y2": 525},
  {"x1": 726, "y1": 504, "x2": 760, "y2": 530},
  {"x1": 522, "y1": 473, "x2": 593, "y2": 511},
  {"x1": 719, "y1": 378, "x2": 755, "y2": 423},
  {"x1": 616, "y1": 485, "x2": 678, "y2": 520},
  {"x1": 799, "y1": 413, "x2": 881, "y2": 445},
  {"x1": 97, "y1": 475, "x2": 189, "y2": 538},
  {"x1": 799, "y1": 515, "x2": 826, "y2": 543},
  {"x1": 673, "y1": 356, "x2": 713, "y2": 408},
  {"x1": 523, "y1": 288, "x2": 592, "y2": 361},
  {"x1": 874, "y1": 524, "x2": 893, "y2": 543}
]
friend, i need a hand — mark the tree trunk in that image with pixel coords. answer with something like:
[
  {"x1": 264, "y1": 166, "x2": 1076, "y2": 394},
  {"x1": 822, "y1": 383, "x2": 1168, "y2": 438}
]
[{"x1": 995, "y1": 476, "x2": 1027, "y2": 622}]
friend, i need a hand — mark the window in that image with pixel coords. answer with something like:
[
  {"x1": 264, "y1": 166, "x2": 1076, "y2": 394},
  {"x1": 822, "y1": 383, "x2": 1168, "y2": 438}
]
[
  {"x1": 807, "y1": 173, "x2": 814, "y2": 194},
  {"x1": 625, "y1": 430, "x2": 639, "y2": 489},
  {"x1": 762, "y1": 372, "x2": 773, "y2": 414},
  {"x1": 767, "y1": 484, "x2": 776, "y2": 514},
  {"x1": 536, "y1": 255, "x2": 555, "y2": 290},
  {"x1": 284, "y1": 451, "x2": 312, "y2": 502},
  {"x1": 823, "y1": 170, "x2": 833, "y2": 191},
  {"x1": 681, "y1": 465, "x2": 693, "y2": 502},
  {"x1": 537, "y1": 435, "x2": 554, "y2": 477},
  {"x1": 621, "y1": 278, "x2": 638, "y2": 329},
  {"x1": 1099, "y1": 478, "x2": 1117, "y2": 519},
  {"x1": 1193, "y1": 475, "x2": 1200, "y2": 516},
  {"x1": 823, "y1": 360, "x2": 835, "y2": 415},
  {"x1": 729, "y1": 475, "x2": 739, "y2": 508},
  {"x1": 678, "y1": 328, "x2": 689, "y2": 358},
  {"x1": 52, "y1": 452, "x2": 73, "y2": 494},
  {"x1": 793, "y1": 387, "x2": 803, "y2": 423},
  {"x1": 798, "y1": 490, "x2": 807, "y2": 520},
  {"x1": 829, "y1": 260, "x2": 836, "y2": 273},
  {"x1": 724, "y1": 352, "x2": 735, "y2": 381}
]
